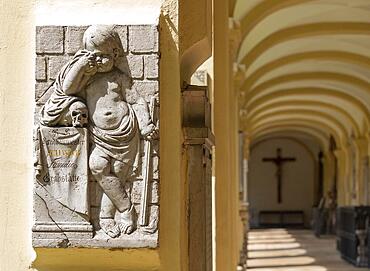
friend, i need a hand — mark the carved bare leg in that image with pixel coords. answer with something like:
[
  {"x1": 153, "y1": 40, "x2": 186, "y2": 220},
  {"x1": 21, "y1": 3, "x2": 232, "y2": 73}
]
[
  {"x1": 97, "y1": 175, "x2": 131, "y2": 212},
  {"x1": 113, "y1": 159, "x2": 136, "y2": 234},
  {"x1": 99, "y1": 193, "x2": 120, "y2": 238},
  {"x1": 89, "y1": 147, "x2": 131, "y2": 212}
]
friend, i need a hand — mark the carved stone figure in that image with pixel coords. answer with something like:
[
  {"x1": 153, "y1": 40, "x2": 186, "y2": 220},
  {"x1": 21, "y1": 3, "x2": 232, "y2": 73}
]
[
  {"x1": 83, "y1": 26, "x2": 157, "y2": 237},
  {"x1": 33, "y1": 24, "x2": 160, "y2": 247}
]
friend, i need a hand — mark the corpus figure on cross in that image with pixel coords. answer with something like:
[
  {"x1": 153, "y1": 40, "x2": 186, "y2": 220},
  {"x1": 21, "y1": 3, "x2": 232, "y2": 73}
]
[{"x1": 262, "y1": 148, "x2": 296, "y2": 203}]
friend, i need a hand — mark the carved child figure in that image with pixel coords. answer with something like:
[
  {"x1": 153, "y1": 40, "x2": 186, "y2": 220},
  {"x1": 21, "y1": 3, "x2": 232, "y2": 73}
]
[
  {"x1": 40, "y1": 25, "x2": 157, "y2": 238},
  {"x1": 82, "y1": 26, "x2": 157, "y2": 237}
]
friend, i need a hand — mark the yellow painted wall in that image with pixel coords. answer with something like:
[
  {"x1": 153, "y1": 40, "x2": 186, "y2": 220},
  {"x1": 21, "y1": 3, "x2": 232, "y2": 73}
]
[
  {"x1": 0, "y1": 0, "x2": 189, "y2": 270},
  {"x1": 0, "y1": 1, "x2": 35, "y2": 270}
]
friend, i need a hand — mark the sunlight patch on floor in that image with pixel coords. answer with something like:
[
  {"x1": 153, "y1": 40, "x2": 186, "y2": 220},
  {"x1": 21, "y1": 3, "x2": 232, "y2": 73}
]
[
  {"x1": 247, "y1": 265, "x2": 328, "y2": 271},
  {"x1": 246, "y1": 229, "x2": 359, "y2": 271},
  {"x1": 248, "y1": 256, "x2": 316, "y2": 268},
  {"x1": 248, "y1": 242, "x2": 301, "y2": 251},
  {"x1": 248, "y1": 238, "x2": 297, "y2": 244},
  {"x1": 248, "y1": 248, "x2": 307, "y2": 258},
  {"x1": 249, "y1": 234, "x2": 294, "y2": 240}
]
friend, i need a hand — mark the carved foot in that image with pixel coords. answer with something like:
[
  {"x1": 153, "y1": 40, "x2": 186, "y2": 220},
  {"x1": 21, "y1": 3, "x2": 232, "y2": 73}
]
[
  {"x1": 119, "y1": 205, "x2": 136, "y2": 235},
  {"x1": 100, "y1": 218, "x2": 120, "y2": 238},
  {"x1": 119, "y1": 223, "x2": 134, "y2": 235}
]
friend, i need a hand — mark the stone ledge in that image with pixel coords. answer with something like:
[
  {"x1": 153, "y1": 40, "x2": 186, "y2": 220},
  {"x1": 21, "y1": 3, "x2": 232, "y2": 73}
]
[{"x1": 33, "y1": 231, "x2": 158, "y2": 248}]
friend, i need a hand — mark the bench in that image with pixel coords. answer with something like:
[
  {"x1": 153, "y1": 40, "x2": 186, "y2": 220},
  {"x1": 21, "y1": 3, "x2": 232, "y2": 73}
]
[{"x1": 259, "y1": 210, "x2": 305, "y2": 228}]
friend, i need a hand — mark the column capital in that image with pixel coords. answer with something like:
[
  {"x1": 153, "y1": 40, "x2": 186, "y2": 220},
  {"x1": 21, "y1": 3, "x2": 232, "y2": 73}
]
[
  {"x1": 243, "y1": 133, "x2": 250, "y2": 160},
  {"x1": 333, "y1": 148, "x2": 346, "y2": 160},
  {"x1": 233, "y1": 63, "x2": 246, "y2": 90},
  {"x1": 354, "y1": 137, "x2": 368, "y2": 157},
  {"x1": 239, "y1": 109, "x2": 248, "y2": 131},
  {"x1": 228, "y1": 18, "x2": 241, "y2": 61}
]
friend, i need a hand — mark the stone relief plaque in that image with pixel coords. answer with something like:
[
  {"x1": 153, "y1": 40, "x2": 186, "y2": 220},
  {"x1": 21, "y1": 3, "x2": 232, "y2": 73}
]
[{"x1": 33, "y1": 25, "x2": 160, "y2": 248}]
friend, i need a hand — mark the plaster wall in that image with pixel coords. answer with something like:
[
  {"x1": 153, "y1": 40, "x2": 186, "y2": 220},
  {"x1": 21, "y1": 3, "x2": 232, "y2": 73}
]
[
  {"x1": 248, "y1": 138, "x2": 317, "y2": 228},
  {"x1": 0, "y1": 0, "x2": 186, "y2": 270},
  {"x1": 35, "y1": 0, "x2": 163, "y2": 25}
]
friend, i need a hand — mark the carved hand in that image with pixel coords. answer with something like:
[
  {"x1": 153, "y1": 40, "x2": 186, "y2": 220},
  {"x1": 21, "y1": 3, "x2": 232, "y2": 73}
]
[
  {"x1": 79, "y1": 50, "x2": 97, "y2": 75},
  {"x1": 144, "y1": 124, "x2": 159, "y2": 141}
]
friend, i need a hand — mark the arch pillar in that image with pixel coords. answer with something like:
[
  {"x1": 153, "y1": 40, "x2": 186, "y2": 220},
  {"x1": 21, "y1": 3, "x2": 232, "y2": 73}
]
[
  {"x1": 322, "y1": 151, "x2": 336, "y2": 199},
  {"x1": 334, "y1": 149, "x2": 349, "y2": 206},
  {"x1": 214, "y1": 1, "x2": 243, "y2": 270},
  {"x1": 354, "y1": 138, "x2": 369, "y2": 205}
]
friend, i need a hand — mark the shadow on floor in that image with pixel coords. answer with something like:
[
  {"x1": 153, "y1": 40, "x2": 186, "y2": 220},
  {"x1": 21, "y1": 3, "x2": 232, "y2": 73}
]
[{"x1": 246, "y1": 229, "x2": 360, "y2": 271}]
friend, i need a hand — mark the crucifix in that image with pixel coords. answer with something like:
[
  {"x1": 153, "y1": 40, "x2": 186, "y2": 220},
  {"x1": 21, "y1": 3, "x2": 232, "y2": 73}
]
[{"x1": 262, "y1": 148, "x2": 296, "y2": 203}]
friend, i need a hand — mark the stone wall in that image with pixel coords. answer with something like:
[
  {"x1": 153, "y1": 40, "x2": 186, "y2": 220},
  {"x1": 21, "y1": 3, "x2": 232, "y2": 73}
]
[{"x1": 35, "y1": 25, "x2": 159, "y2": 116}]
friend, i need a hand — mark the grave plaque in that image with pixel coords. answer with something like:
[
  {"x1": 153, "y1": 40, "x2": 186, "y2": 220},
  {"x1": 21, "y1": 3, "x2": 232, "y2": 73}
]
[
  {"x1": 33, "y1": 127, "x2": 93, "y2": 244},
  {"x1": 33, "y1": 25, "x2": 160, "y2": 248}
]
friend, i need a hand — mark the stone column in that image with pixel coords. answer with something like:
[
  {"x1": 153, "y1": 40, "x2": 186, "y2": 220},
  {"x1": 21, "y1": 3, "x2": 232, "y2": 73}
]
[
  {"x1": 230, "y1": 28, "x2": 250, "y2": 268},
  {"x1": 354, "y1": 138, "x2": 369, "y2": 205},
  {"x1": 363, "y1": 156, "x2": 370, "y2": 205},
  {"x1": 234, "y1": 71, "x2": 250, "y2": 271},
  {"x1": 334, "y1": 148, "x2": 348, "y2": 206},
  {"x1": 183, "y1": 84, "x2": 215, "y2": 271},
  {"x1": 322, "y1": 151, "x2": 335, "y2": 197},
  {"x1": 238, "y1": 133, "x2": 250, "y2": 271}
]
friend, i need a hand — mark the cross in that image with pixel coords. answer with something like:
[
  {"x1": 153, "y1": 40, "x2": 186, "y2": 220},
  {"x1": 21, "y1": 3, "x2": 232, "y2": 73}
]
[{"x1": 262, "y1": 148, "x2": 296, "y2": 203}]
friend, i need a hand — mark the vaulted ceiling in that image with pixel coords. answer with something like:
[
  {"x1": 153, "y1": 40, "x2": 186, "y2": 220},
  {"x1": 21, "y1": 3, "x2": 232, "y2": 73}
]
[{"x1": 232, "y1": 0, "x2": 370, "y2": 150}]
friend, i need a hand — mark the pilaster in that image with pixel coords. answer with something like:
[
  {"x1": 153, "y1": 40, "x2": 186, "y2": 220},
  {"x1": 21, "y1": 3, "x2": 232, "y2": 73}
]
[
  {"x1": 354, "y1": 138, "x2": 369, "y2": 205},
  {"x1": 334, "y1": 148, "x2": 348, "y2": 206},
  {"x1": 183, "y1": 84, "x2": 214, "y2": 271}
]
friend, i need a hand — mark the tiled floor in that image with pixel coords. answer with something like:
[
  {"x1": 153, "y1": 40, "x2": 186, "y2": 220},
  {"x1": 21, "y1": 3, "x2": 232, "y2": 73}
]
[{"x1": 247, "y1": 229, "x2": 363, "y2": 271}]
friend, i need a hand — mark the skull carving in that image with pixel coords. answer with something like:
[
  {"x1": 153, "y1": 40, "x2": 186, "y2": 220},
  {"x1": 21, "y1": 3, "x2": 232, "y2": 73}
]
[{"x1": 69, "y1": 101, "x2": 88, "y2": 127}]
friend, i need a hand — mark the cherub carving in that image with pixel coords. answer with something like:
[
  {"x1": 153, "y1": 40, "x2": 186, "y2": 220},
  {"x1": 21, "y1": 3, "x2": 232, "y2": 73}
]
[{"x1": 40, "y1": 25, "x2": 158, "y2": 238}]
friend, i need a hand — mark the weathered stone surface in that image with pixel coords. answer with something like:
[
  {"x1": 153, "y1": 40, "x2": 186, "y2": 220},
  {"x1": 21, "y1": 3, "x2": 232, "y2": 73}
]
[
  {"x1": 35, "y1": 81, "x2": 53, "y2": 101},
  {"x1": 66, "y1": 26, "x2": 88, "y2": 54},
  {"x1": 133, "y1": 80, "x2": 159, "y2": 103},
  {"x1": 191, "y1": 70, "x2": 207, "y2": 86},
  {"x1": 132, "y1": 180, "x2": 159, "y2": 204},
  {"x1": 144, "y1": 55, "x2": 159, "y2": 79},
  {"x1": 48, "y1": 55, "x2": 72, "y2": 80},
  {"x1": 90, "y1": 181, "x2": 103, "y2": 207},
  {"x1": 34, "y1": 24, "x2": 160, "y2": 248},
  {"x1": 152, "y1": 155, "x2": 160, "y2": 179},
  {"x1": 36, "y1": 57, "x2": 47, "y2": 81},
  {"x1": 36, "y1": 26, "x2": 64, "y2": 54},
  {"x1": 33, "y1": 127, "x2": 93, "y2": 245},
  {"x1": 127, "y1": 54, "x2": 144, "y2": 78},
  {"x1": 113, "y1": 25, "x2": 128, "y2": 52},
  {"x1": 183, "y1": 85, "x2": 214, "y2": 271},
  {"x1": 129, "y1": 25, "x2": 159, "y2": 53},
  {"x1": 33, "y1": 232, "x2": 158, "y2": 248}
]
